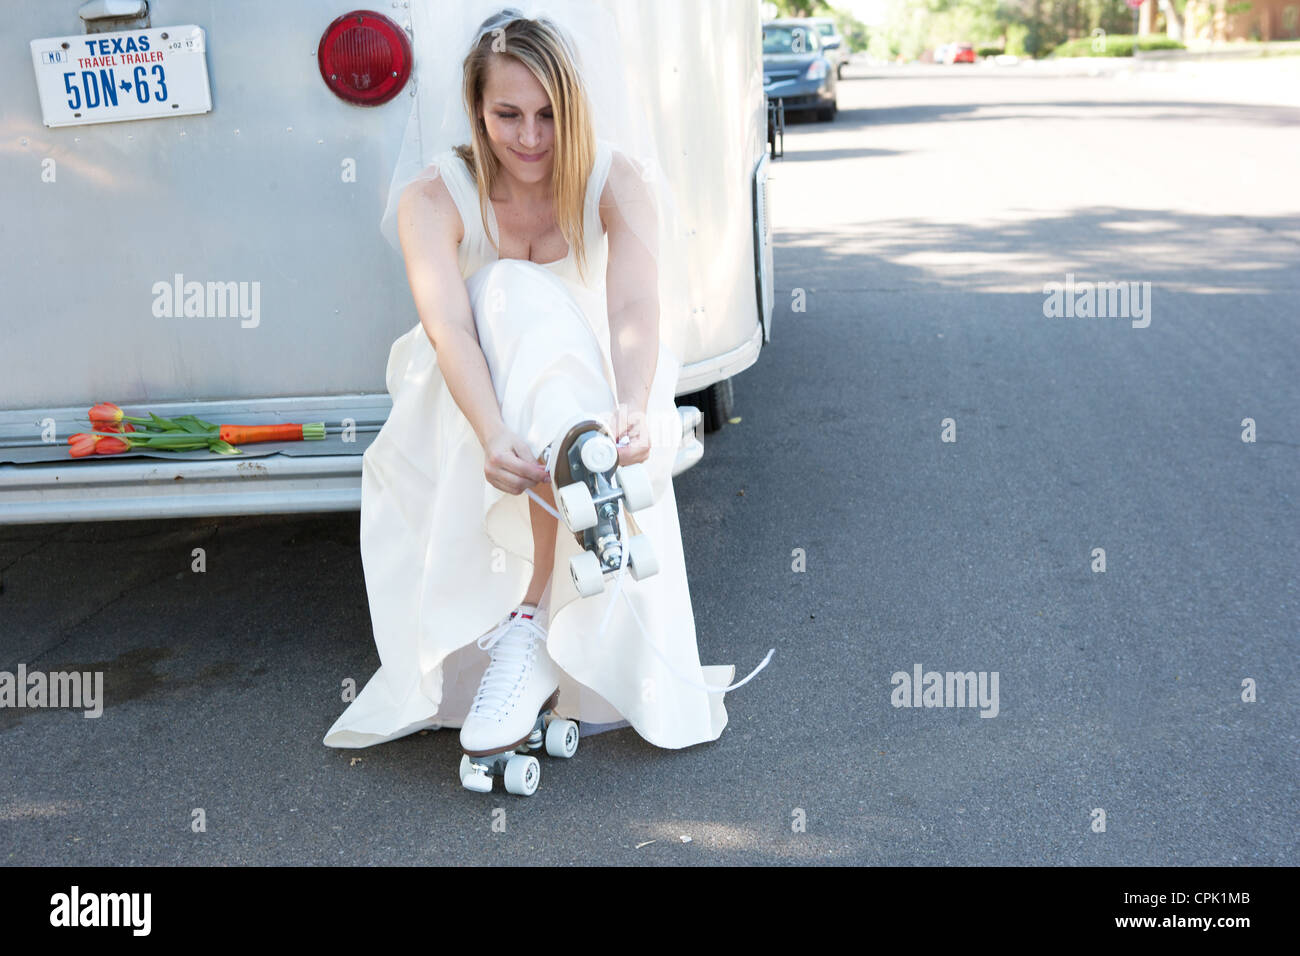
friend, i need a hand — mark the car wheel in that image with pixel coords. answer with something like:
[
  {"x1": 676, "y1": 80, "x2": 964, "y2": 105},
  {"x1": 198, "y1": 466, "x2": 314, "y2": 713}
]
[
  {"x1": 818, "y1": 100, "x2": 837, "y2": 122},
  {"x1": 678, "y1": 379, "x2": 734, "y2": 433},
  {"x1": 703, "y1": 378, "x2": 734, "y2": 432}
]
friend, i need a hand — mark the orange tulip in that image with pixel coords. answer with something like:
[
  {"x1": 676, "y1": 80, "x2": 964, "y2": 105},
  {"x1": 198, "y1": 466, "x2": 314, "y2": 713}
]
[
  {"x1": 68, "y1": 431, "x2": 132, "y2": 457},
  {"x1": 68, "y1": 433, "x2": 98, "y2": 458},
  {"x1": 89, "y1": 402, "x2": 125, "y2": 425},
  {"x1": 94, "y1": 434, "x2": 131, "y2": 454}
]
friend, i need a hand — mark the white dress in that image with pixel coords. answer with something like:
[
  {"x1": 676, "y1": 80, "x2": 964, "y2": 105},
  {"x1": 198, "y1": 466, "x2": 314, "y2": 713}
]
[{"x1": 324, "y1": 138, "x2": 735, "y2": 749}]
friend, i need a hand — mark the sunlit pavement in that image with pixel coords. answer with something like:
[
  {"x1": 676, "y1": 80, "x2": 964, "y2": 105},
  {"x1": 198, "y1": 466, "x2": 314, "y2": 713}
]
[{"x1": 1, "y1": 62, "x2": 1295, "y2": 865}]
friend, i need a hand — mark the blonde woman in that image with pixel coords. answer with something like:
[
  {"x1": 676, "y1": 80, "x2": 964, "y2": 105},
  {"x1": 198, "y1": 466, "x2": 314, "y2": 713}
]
[{"x1": 324, "y1": 6, "x2": 754, "y2": 794}]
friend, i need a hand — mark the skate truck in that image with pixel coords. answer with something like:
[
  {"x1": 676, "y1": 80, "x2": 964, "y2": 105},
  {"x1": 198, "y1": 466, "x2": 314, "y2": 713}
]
[{"x1": 1, "y1": 0, "x2": 775, "y2": 524}]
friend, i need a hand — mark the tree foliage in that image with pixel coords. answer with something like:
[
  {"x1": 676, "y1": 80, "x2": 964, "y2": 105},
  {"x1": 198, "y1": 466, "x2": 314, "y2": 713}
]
[
  {"x1": 874, "y1": 0, "x2": 1158, "y2": 58},
  {"x1": 768, "y1": 0, "x2": 836, "y2": 17}
]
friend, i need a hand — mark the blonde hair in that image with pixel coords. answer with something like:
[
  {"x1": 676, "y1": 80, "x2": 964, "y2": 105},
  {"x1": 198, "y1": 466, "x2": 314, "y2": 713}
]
[{"x1": 452, "y1": 14, "x2": 597, "y2": 284}]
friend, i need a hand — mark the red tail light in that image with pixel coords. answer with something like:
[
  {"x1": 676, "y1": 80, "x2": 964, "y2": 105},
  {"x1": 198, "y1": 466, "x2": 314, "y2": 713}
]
[{"x1": 318, "y1": 11, "x2": 412, "y2": 106}]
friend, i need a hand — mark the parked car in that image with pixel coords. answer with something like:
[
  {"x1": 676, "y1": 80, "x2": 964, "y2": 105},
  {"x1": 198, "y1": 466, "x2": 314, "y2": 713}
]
[
  {"x1": 762, "y1": 20, "x2": 838, "y2": 122},
  {"x1": 803, "y1": 16, "x2": 849, "y2": 79},
  {"x1": 949, "y1": 43, "x2": 976, "y2": 64}
]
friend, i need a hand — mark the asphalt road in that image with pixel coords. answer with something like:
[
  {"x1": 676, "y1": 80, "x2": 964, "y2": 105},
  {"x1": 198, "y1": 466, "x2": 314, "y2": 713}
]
[{"x1": 2, "y1": 61, "x2": 1296, "y2": 865}]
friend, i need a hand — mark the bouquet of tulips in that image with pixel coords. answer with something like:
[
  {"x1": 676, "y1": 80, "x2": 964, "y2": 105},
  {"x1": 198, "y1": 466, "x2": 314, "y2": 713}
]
[{"x1": 69, "y1": 402, "x2": 325, "y2": 458}]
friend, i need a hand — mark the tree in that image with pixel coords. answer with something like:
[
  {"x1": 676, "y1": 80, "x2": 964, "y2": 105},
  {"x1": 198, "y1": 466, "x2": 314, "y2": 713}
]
[{"x1": 769, "y1": 0, "x2": 836, "y2": 16}]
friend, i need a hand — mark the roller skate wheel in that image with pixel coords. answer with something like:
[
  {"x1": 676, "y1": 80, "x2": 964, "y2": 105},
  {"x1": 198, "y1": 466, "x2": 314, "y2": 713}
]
[
  {"x1": 615, "y1": 462, "x2": 654, "y2": 511},
  {"x1": 545, "y1": 718, "x2": 580, "y2": 758},
  {"x1": 503, "y1": 754, "x2": 540, "y2": 795},
  {"x1": 557, "y1": 482, "x2": 597, "y2": 533},
  {"x1": 461, "y1": 767, "x2": 494, "y2": 793},
  {"x1": 627, "y1": 534, "x2": 659, "y2": 581},
  {"x1": 459, "y1": 754, "x2": 473, "y2": 784},
  {"x1": 579, "y1": 433, "x2": 618, "y2": 474},
  {"x1": 570, "y1": 550, "x2": 605, "y2": 597}
]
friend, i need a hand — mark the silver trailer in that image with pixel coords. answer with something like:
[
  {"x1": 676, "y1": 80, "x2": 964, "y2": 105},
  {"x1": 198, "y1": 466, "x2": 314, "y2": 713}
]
[{"x1": 1, "y1": 0, "x2": 775, "y2": 524}]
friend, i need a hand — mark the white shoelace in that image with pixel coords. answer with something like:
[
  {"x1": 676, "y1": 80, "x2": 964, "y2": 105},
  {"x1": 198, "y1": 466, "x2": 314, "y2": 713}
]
[
  {"x1": 525, "y1": 484, "x2": 774, "y2": 694},
  {"x1": 468, "y1": 612, "x2": 548, "y2": 723}
]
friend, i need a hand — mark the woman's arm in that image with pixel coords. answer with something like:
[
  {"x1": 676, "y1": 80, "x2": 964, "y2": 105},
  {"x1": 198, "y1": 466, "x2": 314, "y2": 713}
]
[
  {"x1": 602, "y1": 150, "x2": 661, "y2": 421},
  {"x1": 397, "y1": 174, "x2": 507, "y2": 449}
]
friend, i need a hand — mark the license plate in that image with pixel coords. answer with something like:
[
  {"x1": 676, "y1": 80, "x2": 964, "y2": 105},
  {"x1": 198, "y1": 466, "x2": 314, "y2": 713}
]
[{"x1": 30, "y1": 24, "x2": 212, "y2": 128}]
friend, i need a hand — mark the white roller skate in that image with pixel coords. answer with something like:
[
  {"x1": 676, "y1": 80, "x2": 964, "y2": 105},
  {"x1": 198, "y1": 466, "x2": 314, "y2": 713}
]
[
  {"x1": 458, "y1": 606, "x2": 579, "y2": 796},
  {"x1": 543, "y1": 415, "x2": 659, "y2": 598}
]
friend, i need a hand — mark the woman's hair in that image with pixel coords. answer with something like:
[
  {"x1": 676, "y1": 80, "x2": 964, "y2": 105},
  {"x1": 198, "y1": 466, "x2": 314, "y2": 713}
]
[{"x1": 453, "y1": 12, "x2": 597, "y2": 282}]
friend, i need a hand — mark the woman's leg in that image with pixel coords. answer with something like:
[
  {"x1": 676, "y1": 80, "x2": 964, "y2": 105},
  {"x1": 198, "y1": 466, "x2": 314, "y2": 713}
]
[
  {"x1": 522, "y1": 465, "x2": 557, "y2": 606},
  {"x1": 467, "y1": 261, "x2": 604, "y2": 607}
]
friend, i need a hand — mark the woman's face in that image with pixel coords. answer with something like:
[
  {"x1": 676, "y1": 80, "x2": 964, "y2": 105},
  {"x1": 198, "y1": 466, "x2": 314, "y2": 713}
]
[{"x1": 478, "y1": 55, "x2": 555, "y2": 191}]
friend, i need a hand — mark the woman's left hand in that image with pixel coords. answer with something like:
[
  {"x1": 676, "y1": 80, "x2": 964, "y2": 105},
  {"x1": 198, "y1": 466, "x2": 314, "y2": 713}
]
[{"x1": 611, "y1": 406, "x2": 651, "y2": 467}]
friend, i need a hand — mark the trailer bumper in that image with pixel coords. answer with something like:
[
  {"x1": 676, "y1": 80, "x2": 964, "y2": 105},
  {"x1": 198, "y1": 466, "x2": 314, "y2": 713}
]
[{"x1": 1, "y1": 406, "x2": 708, "y2": 525}]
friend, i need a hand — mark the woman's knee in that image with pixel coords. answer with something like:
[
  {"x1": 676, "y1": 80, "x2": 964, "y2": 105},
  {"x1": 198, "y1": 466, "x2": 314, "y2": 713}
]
[
  {"x1": 477, "y1": 257, "x2": 542, "y2": 292},
  {"x1": 471, "y1": 261, "x2": 550, "y2": 321}
]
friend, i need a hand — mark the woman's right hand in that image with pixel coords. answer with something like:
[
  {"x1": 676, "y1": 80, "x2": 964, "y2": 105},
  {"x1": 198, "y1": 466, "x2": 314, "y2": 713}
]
[{"x1": 483, "y1": 426, "x2": 550, "y2": 495}]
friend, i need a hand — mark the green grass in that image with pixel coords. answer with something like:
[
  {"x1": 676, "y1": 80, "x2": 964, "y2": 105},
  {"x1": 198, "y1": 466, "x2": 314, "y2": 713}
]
[{"x1": 1048, "y1": 35, "x2": 1186, "y2": 58}]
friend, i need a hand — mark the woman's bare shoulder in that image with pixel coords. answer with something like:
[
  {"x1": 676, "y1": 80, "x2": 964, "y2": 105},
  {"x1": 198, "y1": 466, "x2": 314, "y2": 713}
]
[
  {"x1": 599, "y1": 146, "x2": 656, "y2": 231},
  {"x1": 398, "y1": 163, "x2": 465, "y2": 248},
  {"x1": 599, "y1": 146, "x2": 636, "y2": 200},
  {"x1": 599, "y1": 147, "x2": 633, "y2": 227}
]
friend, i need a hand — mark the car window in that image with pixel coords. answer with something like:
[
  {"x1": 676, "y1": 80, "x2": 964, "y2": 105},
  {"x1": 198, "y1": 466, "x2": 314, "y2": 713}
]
[
  {"x1": 817, "y1": 24, "x2": 835, "y2": 37},
  {"x1": 763, "y1": 26, "x2": 818, "y2": 54}
]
